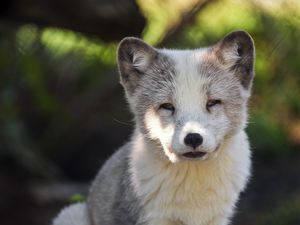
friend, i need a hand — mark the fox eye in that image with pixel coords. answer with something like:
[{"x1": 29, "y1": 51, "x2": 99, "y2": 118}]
[
  {"x1": 206, "y1": 99, "x2": 221, "y2": 110},
  {"x1": 159, "y1": 103, "x2": 175, "y2": 112}
]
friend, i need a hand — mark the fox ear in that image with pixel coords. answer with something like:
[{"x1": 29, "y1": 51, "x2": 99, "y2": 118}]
[
  {"x1": 117, "y1": 37, "x2": 157, "y2": 95},
  {"x1": 215, "y1": 30, "x2": 255, "y2": 89}
]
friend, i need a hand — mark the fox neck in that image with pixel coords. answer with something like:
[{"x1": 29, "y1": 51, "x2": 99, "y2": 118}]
[{"x1": 129, "y1": 128, "x2": 251, "y2": 224}]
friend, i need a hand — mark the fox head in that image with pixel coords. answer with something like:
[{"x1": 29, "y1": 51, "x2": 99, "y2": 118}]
[{"x1": 117, "y1": 31, "x2": 255, "y2": 163}]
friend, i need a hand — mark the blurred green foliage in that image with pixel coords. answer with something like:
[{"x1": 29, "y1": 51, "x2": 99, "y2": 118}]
[
  {"x1": 1, "y1": 0, "x2": 300, "y2": 224},
  {"x1": 70, "y1": 194, "x2": 86, "y2": 203},
  {"x1": 1, "y1": 0, "x2": 300, "y2": 176},
  {"x1": 0, "y1": 24, "x2": 118, "y2": 178}
]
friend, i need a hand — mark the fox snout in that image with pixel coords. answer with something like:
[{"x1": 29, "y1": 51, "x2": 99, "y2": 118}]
[{"x1": 184, "y1": 133, "x2": 203, "y2": 149}]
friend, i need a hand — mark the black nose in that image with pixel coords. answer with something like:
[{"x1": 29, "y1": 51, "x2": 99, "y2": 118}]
[{"x1": 184, "y1": 133, "x2": 203, "y2": 149}]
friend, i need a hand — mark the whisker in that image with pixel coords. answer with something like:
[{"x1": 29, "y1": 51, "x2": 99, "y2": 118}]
[{"x1": 112, "y1": 117, "x2": 134, "y2": 127}]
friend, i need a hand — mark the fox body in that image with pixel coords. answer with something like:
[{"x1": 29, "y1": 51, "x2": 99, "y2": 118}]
[{"x1": 53, "y1": 31, "x2": 255, "y2": 225}]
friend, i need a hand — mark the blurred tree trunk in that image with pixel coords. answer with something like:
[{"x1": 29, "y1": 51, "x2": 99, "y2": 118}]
[
  {"x1": 159, "y1": 0, "x2": 216, "y2": 46},
  {"x1": 1, "y1": 0, "x2": 146, "y2": 41}
]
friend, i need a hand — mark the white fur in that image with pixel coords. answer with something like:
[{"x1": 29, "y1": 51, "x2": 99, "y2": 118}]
[
  {"x1": 170, "y1": 50, "x2": 230, "y2": 157},
  {"x1": 144, "y1": 49, "x2": 242, "y2": 163},
  {"x1": 52, "y1": 203, "x2": 89, "y2": 225},
  {"x1": 130, "y1": 49, "x2": 251, "y2": 225},
  {"x1": 132, "y1": 50, "x2": 151, "y2": 70},
  {"x1": 130, "y1": 131, "x2": 251, "y2": 225},
  {"x1": 222, "y1": 43, "x2": 241, "y2": 67}
]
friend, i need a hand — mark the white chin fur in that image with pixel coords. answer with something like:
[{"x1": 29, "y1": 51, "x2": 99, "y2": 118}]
[{"x1": 163, "y1": 145, "x2": 218, "y2": 163}]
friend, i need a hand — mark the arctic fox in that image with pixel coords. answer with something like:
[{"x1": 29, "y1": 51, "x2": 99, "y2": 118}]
[{"x1": 53, "y1": 30, "x2": 255, "y2": 225}]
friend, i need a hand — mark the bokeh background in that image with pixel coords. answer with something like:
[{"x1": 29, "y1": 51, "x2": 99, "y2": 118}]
[{"x1": 1, "y1": 0, "x2": 300, "y2": 224}]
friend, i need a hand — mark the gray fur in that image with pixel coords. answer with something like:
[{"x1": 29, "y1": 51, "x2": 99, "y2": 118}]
[
  {"x1": 197, "y1": 58, "x2": 247, "y2": 135},
  {"x1": 118, "y1": 38, "x2": 177, "y2": 136},
  {"x1": 87, "y1": 143, "x2": 141, "y2": 225},
  {"x1": 213, "y1": 30, "x2": 255, "y2": 89}
]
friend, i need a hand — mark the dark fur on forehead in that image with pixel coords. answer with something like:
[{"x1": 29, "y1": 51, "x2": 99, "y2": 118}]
[{"x1": 214, "y1": 30, "x2": 255, "y2": 89}]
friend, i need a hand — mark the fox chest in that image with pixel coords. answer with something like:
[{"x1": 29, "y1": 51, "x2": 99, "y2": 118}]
[{"x1": 135, "y1": 165, "x2": 239, "y2": 225}]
